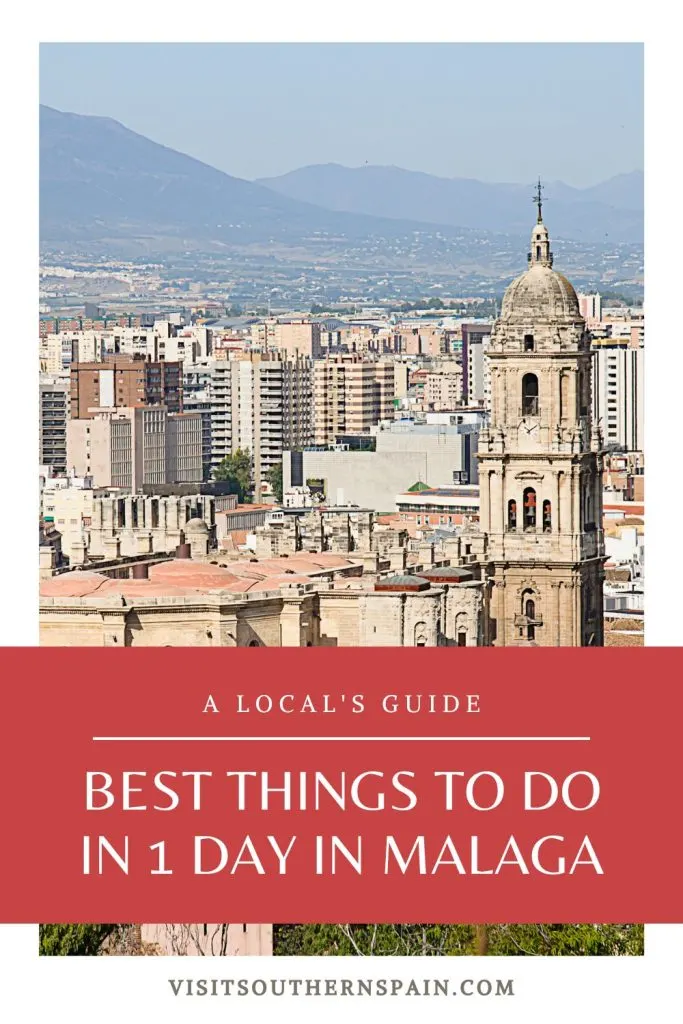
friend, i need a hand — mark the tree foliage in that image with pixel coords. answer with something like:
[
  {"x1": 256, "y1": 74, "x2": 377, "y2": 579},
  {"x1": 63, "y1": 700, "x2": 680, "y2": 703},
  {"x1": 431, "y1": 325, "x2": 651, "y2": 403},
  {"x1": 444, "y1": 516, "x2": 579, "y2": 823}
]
[
  {"x1": 40, "y1": 922, "x2": 644, "y2": 957},
  {"x1": 273, "y1": 923, "x2": 644, "y2": 957},
  {"x1": 39, "y1": 924, "x2": 119, "y2": 956},
  {"x1": 266, "y1": 461, "x2": 284, "y2": 503},
  {"x1": 213, "y1": 448, "x2": 252, "y2": 502}
]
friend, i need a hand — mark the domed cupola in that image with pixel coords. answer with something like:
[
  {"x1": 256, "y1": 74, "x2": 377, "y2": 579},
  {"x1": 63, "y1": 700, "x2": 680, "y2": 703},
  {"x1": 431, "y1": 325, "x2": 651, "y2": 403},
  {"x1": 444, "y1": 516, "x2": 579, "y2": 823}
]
[{"x1": 499, "y1": 180, "x2": 581, "y2": 325}]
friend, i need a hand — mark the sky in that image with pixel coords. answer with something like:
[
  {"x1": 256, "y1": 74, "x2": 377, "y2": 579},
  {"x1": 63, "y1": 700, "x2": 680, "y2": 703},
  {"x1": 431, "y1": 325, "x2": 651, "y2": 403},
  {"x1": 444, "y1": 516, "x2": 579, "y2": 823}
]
[{"x1": 39, "y1": 43, "x2": 643, "y2": 188}]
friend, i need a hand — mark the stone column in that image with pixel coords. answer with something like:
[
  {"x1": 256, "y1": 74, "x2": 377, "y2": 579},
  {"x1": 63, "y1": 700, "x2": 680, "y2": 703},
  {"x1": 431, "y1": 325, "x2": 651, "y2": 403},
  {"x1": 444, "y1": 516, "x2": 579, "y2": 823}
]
[
  {"x1": 492, "y1": 579, "x2": 505, "y2": 647},
  {"x1": 102, "y1": 497, "x2": 115, "y2": 535},
  {"x1": 280, "y1": 593, "x2": 305, "y2": 646},
  {"x1": 69, "y1": 539, "x2": 86, "y2": 566},
  {"x1": 490, "y1": 469, "x2": 502, "y2": 535},
  {"x1": 553, "y1": 580, "x2": 561, "y2": 646},
  {"x1": 103, "y1": 536, "x2": 121, "y2": 560},
  {"x1": 388, "y1": 547, "x2": 407, "y2": 572},
  {"x1": 136, "y1": 532, "x2": 153, "y2": 555},
  {"x1": 483, "y1": 469, "x2": 492, "y2": 536},
  {"x1": 100, "y1": 601, "x2": 127, "y2": 646},
  {"x1": 124, "y1": 496, "x2": 134, "y2": 532},
  {"x1": 167, "y1": 499, "x2": 180, "y2": 531}
]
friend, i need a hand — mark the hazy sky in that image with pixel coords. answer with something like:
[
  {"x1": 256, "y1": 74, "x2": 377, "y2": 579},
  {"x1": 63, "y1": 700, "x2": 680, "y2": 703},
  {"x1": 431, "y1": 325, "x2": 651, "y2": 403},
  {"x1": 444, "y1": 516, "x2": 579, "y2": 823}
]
[{"x1": 40, "y1": 43, "x2": 643, "y2": 187}]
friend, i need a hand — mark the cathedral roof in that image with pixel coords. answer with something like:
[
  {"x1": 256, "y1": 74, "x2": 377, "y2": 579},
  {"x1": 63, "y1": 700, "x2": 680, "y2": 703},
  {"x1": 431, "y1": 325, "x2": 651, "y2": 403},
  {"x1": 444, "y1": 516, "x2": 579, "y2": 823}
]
[
  {"x1": 500, "y1": 197, "x2": 581, "y2": 323},
  {"x1": 501, "y1": 264, "x2": 580, "y2": 322}
]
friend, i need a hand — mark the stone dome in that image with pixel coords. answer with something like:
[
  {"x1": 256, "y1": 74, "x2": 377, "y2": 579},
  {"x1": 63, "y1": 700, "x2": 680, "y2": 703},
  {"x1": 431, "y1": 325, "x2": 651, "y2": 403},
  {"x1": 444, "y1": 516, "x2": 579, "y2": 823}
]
[
  {"x1": 500, "y1": 264, "x2": 581, "y2": 322},
  {"x1": 184, "y1": 517, "x2": 210, "y2": 533}
]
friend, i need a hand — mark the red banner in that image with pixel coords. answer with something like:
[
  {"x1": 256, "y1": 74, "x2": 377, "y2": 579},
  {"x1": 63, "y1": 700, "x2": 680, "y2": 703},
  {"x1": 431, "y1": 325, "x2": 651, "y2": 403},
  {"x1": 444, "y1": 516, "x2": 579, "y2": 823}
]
[{"x1": 0, "y1": 648, "x2": 680, "y2": 923}]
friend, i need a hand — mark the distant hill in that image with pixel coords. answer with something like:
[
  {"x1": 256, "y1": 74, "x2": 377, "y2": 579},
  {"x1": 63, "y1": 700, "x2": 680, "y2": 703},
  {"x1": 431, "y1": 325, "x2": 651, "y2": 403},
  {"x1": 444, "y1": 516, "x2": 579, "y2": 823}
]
[
  {"x1": 39, "y1": 106, "x2": 482, "y2": 250},
  {"x1": 257, "y1": 165, "x2": 644, "y2": 243}
]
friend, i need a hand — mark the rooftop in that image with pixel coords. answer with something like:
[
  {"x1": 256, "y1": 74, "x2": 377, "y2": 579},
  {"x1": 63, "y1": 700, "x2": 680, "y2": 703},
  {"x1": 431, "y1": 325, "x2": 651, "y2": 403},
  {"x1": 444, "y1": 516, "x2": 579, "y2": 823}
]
[{"x1": 40, "y1": 551, "x2": 360, "y2": 600}]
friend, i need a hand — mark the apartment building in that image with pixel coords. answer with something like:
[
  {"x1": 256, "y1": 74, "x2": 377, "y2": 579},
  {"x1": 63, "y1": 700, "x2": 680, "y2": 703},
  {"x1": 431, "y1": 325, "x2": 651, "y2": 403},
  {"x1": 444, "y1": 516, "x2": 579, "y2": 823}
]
[
  {"x1": 313, "y1": 355, "x2": 395, "y2": 445},
  {"x1": 592, "y1": 337, "x2": 644, "y2": 452},
  {"x1": 40, "y1": 331, "x2": 112, "y2": 373},
  {"x1": 253, "y1": 319, "x2": 322, "y2": 358},
  {"x1": 70, "y1": 355, "x2": 183, "y2": 418},
  {"x1": 461, "y1": 323, "x2": 493, "y2": 407},
  {"x1": 208, "y1": 353, "x2": 314, "y2": 499},
  {"x1": 39, "y1": 375, "x2": 70, "y2": 473},
  {"x1": 578, "y1": 292, "x2": 603, "y2": 322},
  {"x1": 425, "y1": 370, "x2": 463, "y2": 410},
  {"x1": 182, "y1": 364, "x2": 213, "y2": 481},
  {"x1": 66, "y1": 406, "x2": 202, "y2": 489}
]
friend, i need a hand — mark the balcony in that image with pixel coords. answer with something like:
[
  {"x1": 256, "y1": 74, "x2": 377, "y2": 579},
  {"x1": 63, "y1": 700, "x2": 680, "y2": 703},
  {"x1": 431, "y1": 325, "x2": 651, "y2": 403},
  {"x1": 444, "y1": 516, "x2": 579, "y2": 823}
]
[{"x1": 514, "y1": 613, "x2": 543, "y2": 628}]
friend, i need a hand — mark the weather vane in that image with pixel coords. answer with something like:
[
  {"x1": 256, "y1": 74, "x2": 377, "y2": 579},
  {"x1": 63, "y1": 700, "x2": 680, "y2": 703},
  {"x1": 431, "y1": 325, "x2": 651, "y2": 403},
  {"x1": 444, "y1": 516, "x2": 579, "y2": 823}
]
[{"x1": 533, "y1": 178, "x2": 544, "y2": 223}]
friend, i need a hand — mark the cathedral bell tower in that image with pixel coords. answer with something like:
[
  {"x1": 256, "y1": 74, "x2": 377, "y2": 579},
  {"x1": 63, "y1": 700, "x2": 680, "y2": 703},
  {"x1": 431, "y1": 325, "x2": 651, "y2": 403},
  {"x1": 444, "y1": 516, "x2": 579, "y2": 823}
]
[{"x1": 477, "y1": 184, "x2": 605, "y2": 646}]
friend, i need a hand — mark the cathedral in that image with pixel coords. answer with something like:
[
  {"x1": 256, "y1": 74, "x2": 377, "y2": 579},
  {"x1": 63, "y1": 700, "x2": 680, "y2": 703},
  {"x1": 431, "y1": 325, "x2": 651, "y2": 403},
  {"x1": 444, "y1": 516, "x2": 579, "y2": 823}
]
[{"x1": 475, "y1": 192, "x2": 606, "y2": 646}]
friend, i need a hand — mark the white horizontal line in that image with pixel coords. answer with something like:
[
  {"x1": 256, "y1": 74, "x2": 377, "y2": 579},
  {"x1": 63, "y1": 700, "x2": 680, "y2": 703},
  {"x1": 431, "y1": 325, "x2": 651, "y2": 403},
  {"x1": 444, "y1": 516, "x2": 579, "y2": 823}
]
[{"x1": 92, "y1": 736, "x2": 590, "y2": 743}]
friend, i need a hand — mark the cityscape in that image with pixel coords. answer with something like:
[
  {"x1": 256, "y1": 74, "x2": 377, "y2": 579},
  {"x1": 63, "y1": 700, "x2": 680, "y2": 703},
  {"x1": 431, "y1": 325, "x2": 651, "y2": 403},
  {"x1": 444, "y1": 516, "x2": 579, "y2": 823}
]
[{"x1": 38, "y1": 41, "x2": 644, "y2": 955}]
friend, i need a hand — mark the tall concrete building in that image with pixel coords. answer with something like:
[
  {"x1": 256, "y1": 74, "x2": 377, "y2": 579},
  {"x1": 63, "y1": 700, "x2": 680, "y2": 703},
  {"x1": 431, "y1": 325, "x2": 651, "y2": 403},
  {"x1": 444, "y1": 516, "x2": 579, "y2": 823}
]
[
  {"x1": 67, "y1": 406, "x2": 202, "y2": 489},
  {"x1": 39, "y1": 375, "x2": 70, "y2": 473},
  {"x1": 70, "y1": 355, "x2": 183, "y2": 418},
  {"x1": 592, "y1": 338, "x2": 644, "y2": 452},
  {"x1": 182, "y1": 364, "x2": 213, "y2": 481},
  {"x1": 461, "y1": 323, "x2": 493, "y2": 407},
  {"x1": 476, "y1": 203, "x2": 605, "y2": 646},
  {"x1": 578, "y1": 292, "x2": 602, "y2": 322},
  {"x1": 313, "y1": 355, "x2": 395, "y2": 444},
  {"x1": 424, "y1": 369, "x2": 463, "y2": 411},
  {"x1": 253, "y1": 319, "x2": 322, "y2": 359},
  {"x1": 209, "y1": 353, "x2": 314, "y2": 499}
]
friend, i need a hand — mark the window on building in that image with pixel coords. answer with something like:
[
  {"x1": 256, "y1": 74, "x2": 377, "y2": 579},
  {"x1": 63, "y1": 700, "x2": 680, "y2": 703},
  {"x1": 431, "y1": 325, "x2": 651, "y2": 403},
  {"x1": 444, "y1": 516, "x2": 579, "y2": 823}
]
[
  {"x1": 524, "y1": 334, "x2": 534, "y2": 352},
  {"x1": 523, "y1": 488, "x2": 537, "y2": 530},
  {"x1": 522, "y1": 373, "x2": 539, "y2": 416},
  {"x1": 508, "y1": 499, "x2": 517, "y2": 531},
  {"x1": 542, "y1": 499, "x2": 552, "y2": 532},
  {"x1": 457, "y1": 632, "x2": 467, "y2": 647},
  {"x1": 523, "y1": 594, "x2": 537, "y2": 642}
]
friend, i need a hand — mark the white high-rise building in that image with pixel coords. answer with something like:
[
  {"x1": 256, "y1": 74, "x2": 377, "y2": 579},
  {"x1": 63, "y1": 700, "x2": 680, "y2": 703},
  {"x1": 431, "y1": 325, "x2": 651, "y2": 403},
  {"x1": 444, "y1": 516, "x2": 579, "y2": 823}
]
[
  {"x1": 592, "y1": 339, "x2": 644, "y2": 452},
  {"x1": 579, "y1": 292, "x2": 602, "y2": 321},
  {"x1": 208, "y1": 353, "x2": 314, "y2": 499}
]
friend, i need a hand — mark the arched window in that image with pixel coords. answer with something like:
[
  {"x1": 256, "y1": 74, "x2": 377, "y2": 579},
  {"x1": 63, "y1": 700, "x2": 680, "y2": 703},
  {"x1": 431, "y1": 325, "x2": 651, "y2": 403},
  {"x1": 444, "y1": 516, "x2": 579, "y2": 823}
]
[
  {"x1": 522, "y1": 373, "x2": 539, "y2": 416},
  {"x1": 523, "y1": 488, "x2": 537, "y2": 530},
  {"x1": 536, "y1": 245, "x2": 541, "y2": 260},
  {"x1": 457, "y1": 631, "x2": 467, "y2": 647},
  {"x1": 248, "y1": 640, "x2": 260, "y2": 647},
  {"x1": 542, "y1": 499, "x2": 552, "y2": 532},
  {"x1": 507, "y1": 499, "x2": 517, "y2": 531}
]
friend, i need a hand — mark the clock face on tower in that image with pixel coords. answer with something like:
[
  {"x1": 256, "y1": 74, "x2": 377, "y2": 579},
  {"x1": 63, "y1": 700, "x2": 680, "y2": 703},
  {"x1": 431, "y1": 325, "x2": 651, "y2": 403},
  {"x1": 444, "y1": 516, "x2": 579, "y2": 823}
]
[{"x1": 518, "y1": 418, "x2": 540, "y2": 450}]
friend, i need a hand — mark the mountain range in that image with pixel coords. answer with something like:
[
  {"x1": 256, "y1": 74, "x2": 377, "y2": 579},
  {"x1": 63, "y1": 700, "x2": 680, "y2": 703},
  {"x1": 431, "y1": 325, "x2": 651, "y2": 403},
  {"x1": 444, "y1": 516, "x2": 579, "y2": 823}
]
[
  {"x1": 40, "y1": 105, "x2": 477, "y2": 252},
  {"x1": 40, "y1": 105, "x2": 643, "y2": 254},
  {"x1": 257, "y1": 164, "x2": 643, "y2": 242}
]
